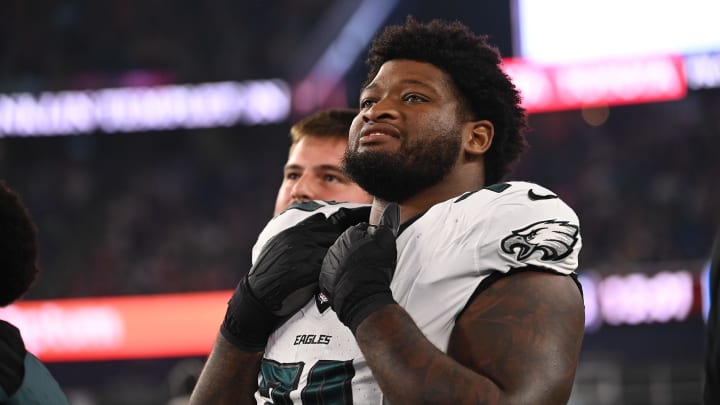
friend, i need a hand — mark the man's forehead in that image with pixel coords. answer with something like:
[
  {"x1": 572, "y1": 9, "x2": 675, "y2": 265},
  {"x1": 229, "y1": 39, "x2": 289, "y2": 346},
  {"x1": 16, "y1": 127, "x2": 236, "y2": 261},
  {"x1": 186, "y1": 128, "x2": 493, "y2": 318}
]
[
  {"x1": 363, "y1": 60, "x2": 450, "y2": 92},
  {"x1": 363, "y1": 78, "x2": 435, "y2": 92},
  {"x1": 290, "y1": 135, "x2": 347, "y2": 154},
  {"x1": 286, "y1": 138, "x2": 346, "y2": 168}
]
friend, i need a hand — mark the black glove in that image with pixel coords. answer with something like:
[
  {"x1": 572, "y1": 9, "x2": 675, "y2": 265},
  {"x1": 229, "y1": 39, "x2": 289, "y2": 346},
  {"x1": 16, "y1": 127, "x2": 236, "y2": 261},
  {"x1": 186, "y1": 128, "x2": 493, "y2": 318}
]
[
  {"x1": 221, "y1": 207, "x2": 370, "y2": 351},
  {"x1": 320, "y1": 203, "x2": 400, "y2": 334},
  {"x1": 327, "y1": 205, "x2": 372, "y2": 230}
]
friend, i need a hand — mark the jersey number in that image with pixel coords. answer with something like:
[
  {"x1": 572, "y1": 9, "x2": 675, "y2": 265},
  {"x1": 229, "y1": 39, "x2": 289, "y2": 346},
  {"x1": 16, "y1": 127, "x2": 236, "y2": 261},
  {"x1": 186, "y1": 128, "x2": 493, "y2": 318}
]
[
  {"x1": 454, "y1": 182, "x2": 511, "y2": 202},
  {"x1": 259, "y1": 359, "x2": 355, "y2": 404}
]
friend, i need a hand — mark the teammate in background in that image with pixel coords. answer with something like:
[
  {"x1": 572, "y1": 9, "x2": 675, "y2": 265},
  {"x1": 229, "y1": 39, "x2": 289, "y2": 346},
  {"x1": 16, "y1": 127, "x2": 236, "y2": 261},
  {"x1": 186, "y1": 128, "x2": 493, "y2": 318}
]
[
  {"x1": 704, "y1": 229, "x2": 720, "y2": 404},
  {"x1": 0, "y1": 181, "x2": 70, "y2": 404},
  {"x1": 273, "y1": 108, "x2": 372, "y2": 216},
  {"x1": 166, "y1": 109, "x2": 371, "y2": 404},
  {"x1": 192, "y1": 17, "x2": 584, "y2": 404}
]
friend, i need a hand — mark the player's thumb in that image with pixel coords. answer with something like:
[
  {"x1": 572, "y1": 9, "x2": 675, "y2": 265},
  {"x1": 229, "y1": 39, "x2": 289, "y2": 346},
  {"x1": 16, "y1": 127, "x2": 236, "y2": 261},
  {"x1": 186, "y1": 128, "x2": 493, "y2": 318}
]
[{"x1": 378, "y1": 203, "x2": 400, "y2": 236}]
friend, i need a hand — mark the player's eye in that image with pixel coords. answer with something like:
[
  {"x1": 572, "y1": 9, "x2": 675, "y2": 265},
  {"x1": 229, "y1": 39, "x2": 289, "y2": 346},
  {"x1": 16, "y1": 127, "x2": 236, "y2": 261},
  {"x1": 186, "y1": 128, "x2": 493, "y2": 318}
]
[
  {"x1": 403, "y1": 93, "x2": 427, "y2": 103},
  {"x1": 360, "y1": 98, "x2": 377, "y2": 109},
  {"x1": 324, "y1": 174, "x2": 340, "y2": 182},
  {"x1": 285, "y1": 172, "x2": 300, "y2": 180}
]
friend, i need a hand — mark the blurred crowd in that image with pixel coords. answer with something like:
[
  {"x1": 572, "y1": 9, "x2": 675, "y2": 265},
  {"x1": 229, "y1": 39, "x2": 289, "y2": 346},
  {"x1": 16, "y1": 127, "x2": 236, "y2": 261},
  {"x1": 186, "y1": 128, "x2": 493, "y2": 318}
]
[
  {"x1": 0, "y1": 87, "x2": 716, "y2": 300},
  {"x1": 0, "y1": 0, "x2": 339, "y2": 299},
  {"x1": 1, "y1": 0, "x2": 718, "y2": 299},
  {"x1": 519, "y1": 89, "x2": 720, "y2": 271},
  {"x1": 1, "y1": 0, "x2": 336, "y2": 91},
  {"x1": 0, "y1": 125, "x2": 290, "y2": 298}
]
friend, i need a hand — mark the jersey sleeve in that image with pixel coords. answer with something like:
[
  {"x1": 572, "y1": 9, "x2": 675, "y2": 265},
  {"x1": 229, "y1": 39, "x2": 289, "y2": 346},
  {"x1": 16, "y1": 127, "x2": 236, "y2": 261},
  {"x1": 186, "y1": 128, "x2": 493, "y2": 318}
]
[
  {"x1": 6, "y1": 353, "x2": 70, "y2": 405},
  {"x1": 465, "y1": 182, "x2": 582, "y2": 276},
  {"x1": 0, "y1": 321, "x2": 69, "y2": 404},
  {"x1": 251, "y1": 201, "x2": 371, "y2": 264}
]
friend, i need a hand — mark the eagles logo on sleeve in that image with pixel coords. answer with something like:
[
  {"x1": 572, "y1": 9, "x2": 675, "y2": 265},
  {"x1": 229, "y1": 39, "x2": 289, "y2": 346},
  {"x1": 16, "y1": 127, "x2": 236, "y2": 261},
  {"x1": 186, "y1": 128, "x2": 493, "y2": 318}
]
[{"x1": 501, "y1": 219, "x2": 579, "y2": 261}]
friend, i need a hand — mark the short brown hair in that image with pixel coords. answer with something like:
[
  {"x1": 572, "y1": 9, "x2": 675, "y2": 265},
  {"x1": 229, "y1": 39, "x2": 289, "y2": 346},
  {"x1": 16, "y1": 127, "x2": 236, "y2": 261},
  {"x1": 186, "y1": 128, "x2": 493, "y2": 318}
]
[{"x1": 289, "y1": 108, "x2": 358, "y2": 147}]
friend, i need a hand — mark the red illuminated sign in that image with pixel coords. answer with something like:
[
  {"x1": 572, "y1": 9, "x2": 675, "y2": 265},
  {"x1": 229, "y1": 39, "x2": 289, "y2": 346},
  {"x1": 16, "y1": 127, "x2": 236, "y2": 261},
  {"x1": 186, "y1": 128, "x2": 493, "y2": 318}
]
[
  {"x1": 0, "y1": 266, "x2": 704, "y2": 362},
  {"x1": 0, "y1": 291, "x2": 231, "y2": 362},
  {"x1": 502, "y1": 55, "x2": 688, "y2": 113}
]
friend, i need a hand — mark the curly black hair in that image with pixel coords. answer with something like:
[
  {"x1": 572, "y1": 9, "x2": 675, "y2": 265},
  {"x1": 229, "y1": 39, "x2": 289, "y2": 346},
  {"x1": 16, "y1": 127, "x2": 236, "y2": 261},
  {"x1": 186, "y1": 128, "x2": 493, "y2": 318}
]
[
  {"x1": 0, "y1": 181, "x2": 39, "y2": 306},
  {"x1": 364, "y1": 16, "x2": 529, "y2": 184}
]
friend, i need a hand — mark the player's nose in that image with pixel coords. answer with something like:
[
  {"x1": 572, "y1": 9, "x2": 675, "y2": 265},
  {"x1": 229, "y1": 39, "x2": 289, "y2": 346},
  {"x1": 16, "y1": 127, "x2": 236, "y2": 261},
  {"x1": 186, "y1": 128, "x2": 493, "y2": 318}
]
[
  {"x1": 290, "y1": 175, "x2": 315, "y2": 203},
  {"x1": 361, "y1": 97, "x2": 399, "y2": 123}
]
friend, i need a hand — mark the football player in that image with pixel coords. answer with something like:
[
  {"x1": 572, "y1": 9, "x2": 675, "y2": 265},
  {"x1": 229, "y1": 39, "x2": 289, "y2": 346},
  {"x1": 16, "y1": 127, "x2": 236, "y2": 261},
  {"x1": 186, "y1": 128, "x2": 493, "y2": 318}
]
[
  {"x1": 273, "y1": 108, "x2": 372, "y2": 216},
  {"x1": 192, "y1": 17, "x2": 584, "y2": 404}
]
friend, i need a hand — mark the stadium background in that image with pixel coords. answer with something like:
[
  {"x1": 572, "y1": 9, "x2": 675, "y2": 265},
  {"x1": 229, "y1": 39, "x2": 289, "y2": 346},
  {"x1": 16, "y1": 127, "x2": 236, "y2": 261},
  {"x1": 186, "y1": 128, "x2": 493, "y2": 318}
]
[{"x1": 1, "y1": 0, "x2": 718, "y2": 403}]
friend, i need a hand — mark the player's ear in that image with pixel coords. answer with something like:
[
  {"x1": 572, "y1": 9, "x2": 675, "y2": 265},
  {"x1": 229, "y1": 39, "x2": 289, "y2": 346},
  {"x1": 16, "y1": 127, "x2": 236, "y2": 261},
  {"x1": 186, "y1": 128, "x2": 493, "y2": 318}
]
[{"x1": 463, "y1": 120, "x2": 493, "y2": 157}]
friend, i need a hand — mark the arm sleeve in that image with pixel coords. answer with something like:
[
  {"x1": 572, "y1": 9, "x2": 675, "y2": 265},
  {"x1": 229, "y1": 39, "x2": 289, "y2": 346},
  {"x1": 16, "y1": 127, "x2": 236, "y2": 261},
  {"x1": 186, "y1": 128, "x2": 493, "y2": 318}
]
[
  {"x1": 5, "y1": 353, "x2": 70, "y2": 405},
  {"x1": 0, "y1": 321, "x2": 69, "y2": 404},
  {"x1": 470, "y1": 187, "x2": 582, "y2": 276},
  {"x1": 0, "y1": 320, "x2": 25, "y2": 400}
]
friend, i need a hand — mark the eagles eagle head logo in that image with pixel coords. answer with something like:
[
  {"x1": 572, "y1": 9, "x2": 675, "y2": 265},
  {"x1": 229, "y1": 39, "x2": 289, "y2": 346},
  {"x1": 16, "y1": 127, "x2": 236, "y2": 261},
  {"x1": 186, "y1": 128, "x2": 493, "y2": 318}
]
[{"x1": 501, "y1": 220, "x2": 579, "y2": 261}]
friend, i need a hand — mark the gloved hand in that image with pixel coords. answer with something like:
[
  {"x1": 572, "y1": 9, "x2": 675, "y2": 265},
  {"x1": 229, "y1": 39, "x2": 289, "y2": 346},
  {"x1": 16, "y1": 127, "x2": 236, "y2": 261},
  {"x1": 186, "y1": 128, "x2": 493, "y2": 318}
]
[
  {"x1": 221, "y1": 206, "x2": 370, "y2": 351},
  {"x1": 320, "y1": 203, "x2": 400, "y2": 334}
]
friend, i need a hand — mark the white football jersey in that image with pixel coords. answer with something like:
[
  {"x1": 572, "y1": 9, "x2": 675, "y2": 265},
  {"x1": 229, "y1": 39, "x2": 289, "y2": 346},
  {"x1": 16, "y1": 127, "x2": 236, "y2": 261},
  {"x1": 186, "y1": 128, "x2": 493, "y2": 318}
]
[{"x1": 251, "y1": 181, "x2": 582, "y2": 404}]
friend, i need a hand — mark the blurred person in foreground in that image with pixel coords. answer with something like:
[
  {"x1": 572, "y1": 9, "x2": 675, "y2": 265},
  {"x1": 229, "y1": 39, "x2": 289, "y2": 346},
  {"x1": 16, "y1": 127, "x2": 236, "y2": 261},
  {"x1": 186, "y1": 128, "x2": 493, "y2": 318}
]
[
  {"x1": 705, "y1": 228, "x2": 720, "y2": 404},
  {"x1": 192, "y1": 17, "x2": 584, "y2": 404},
  {"x1": 273, "y1": 108, "x2": 372, "y2": 216},
  {"x1": 0, "y1": 180, "x2": 70, "y2": 404}
]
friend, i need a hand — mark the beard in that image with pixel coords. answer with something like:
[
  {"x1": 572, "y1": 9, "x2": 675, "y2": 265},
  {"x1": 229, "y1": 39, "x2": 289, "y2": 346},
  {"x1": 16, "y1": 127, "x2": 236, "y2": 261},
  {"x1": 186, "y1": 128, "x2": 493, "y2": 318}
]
[{"x1": 342, "y1": 133, "x2": 462, "y2": 203}]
